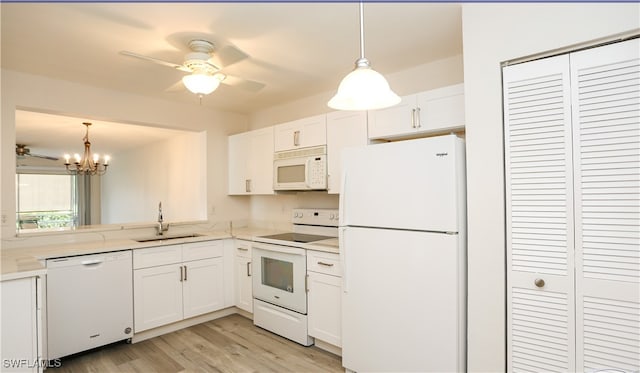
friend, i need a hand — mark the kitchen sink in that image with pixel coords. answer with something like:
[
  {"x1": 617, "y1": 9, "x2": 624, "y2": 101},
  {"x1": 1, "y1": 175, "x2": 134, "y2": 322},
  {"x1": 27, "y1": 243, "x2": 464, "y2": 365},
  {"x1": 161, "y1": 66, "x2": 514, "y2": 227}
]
[{"x1": 134, "y1": 233, "x2": 205, "y2": 243}]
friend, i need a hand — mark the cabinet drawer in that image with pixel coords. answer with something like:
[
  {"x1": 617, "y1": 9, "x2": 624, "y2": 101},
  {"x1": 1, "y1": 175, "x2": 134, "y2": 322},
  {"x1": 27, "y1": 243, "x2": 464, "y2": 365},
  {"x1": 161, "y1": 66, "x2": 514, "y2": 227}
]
[
  {"x1": 182, "y1": 240, "x2": 224, "y2": 262},
  {"x1": 134, "y1": 245, "x2": 182, "y2": 269},
  {"x1": 307, "y1": 251, "x2": 341, "y2": 277},
  {"x1": 235, "y1": 240, "x2": 252, "y2": 258}
]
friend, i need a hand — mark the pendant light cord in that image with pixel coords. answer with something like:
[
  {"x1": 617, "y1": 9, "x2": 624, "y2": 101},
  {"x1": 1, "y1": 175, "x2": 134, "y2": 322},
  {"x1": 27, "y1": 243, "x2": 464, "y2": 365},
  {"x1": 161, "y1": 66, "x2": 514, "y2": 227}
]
[{"x1": 359, "y1": 1, "x2": 365, "y2": 59}]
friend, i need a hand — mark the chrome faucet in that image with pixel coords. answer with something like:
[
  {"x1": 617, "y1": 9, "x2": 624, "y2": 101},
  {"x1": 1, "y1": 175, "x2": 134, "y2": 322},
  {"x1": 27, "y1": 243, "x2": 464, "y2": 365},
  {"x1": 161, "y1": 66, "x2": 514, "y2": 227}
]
[{"x1": 157, "y1": 202, "x2": 169, "y2": 236}]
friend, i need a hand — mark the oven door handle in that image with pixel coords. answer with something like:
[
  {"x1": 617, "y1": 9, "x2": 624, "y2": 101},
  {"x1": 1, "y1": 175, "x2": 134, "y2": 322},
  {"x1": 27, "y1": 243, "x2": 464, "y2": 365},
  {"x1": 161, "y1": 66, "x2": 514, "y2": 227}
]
[{"x1": 252, "y1": 242, "x2": 306, "y2": 256}]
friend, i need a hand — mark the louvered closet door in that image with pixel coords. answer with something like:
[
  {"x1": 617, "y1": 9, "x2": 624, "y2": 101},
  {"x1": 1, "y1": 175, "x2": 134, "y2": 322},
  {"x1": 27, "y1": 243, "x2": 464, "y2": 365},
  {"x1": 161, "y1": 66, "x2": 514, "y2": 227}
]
[
  {"x1": 571, "y1": 38, "x2": 640, "y2": 373},
  {"x1": 504, "y1": 55, "x2": 576, "y2": 372}
]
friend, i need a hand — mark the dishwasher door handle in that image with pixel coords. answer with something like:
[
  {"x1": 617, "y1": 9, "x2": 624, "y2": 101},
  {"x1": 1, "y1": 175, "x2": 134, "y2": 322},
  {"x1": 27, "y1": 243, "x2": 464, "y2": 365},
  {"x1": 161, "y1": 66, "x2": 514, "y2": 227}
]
[{"x1": 81, "y1": 259, "x2": 103, "y2": 266}]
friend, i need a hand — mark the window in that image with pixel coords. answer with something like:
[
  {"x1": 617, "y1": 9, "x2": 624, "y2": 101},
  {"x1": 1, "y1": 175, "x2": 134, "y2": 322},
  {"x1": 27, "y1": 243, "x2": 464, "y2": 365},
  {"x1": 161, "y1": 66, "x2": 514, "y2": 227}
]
[{"x1": 16, "y1": 173, "x2": 76, "y2": 230}]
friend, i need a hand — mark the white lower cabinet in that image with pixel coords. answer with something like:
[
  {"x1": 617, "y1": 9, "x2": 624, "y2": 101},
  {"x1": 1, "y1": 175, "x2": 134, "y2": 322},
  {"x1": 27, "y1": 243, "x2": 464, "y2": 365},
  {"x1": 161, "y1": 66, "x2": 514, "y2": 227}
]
[
  {"x1": 133, "y1": 240, "x2": 225, "y2": 333},
  {"x1": 134, "y1": 263, "x2": 183, "y2": 331},
  {"x1": 306, "y1": 250, "x2": 342, "y2": 348},
  {"x1": 182, "y1": 257, "x2": 224, "y2": 319},
  {"x1": 1, "y1": 276, "x2": 41, "y2": 373},
  {"x1": 234, "y1": 240, "x2": 253, "y2": 313}
]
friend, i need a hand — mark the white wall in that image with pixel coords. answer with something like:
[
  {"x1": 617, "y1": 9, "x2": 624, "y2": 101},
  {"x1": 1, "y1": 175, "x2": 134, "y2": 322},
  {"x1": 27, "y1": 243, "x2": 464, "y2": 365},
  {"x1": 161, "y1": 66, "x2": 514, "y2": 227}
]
[
  {"x1": 247, "y1": 54, "x2": 465, "y2": 226},
  {"x1": 1, "y1": 69, "x2": 251, "y2": 239},
  {"x1": 101, "y1": 131, "x2": 207, "y2": 224},
  {"x1": 249, "y1": 54, "x2": 464, "y2": 130},
  {"x1": 461, "y1": 4, "x2": 639, "y2": 372}
]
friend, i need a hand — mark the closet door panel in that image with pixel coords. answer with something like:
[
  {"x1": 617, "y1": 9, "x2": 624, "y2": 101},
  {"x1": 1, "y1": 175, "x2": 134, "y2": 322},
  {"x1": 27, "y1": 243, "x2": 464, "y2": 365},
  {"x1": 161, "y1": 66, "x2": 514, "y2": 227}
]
[
  {"x1": 503, "y1": 54, "x2": 576, "y2": 372},
  {"x1": 571, "y1": 38, "x2": 640, "y2": 373}
]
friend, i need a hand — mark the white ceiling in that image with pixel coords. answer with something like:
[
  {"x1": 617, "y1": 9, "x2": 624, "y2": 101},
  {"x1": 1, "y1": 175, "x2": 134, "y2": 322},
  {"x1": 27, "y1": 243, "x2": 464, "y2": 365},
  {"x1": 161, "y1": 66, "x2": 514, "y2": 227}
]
[{"x1": 3, "y1": 2, "x2": 462, "y2": 163}]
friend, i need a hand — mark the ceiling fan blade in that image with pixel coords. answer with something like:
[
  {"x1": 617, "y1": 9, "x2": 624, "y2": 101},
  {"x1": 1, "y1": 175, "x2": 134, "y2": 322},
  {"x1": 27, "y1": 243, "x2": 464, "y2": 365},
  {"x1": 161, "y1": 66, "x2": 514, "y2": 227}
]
[
  {"x1": 32, "y1": 154, "x2": 59, "y2": 161},
  {"x1": 120, "y1": 51, "x2": 191, "y2": 72},
  {"x1": 209, "y1": 45, "x2": 249, "y2": 69},
  {"x1": 221, "y1": 74, "x2": 265, "y2": 93}
]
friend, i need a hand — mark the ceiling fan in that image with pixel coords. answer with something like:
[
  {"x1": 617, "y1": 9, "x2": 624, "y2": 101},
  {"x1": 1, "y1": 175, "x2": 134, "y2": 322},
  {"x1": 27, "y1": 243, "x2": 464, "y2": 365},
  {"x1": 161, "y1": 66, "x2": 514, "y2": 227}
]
[
  {"x1": 16, "y1": 144, "x2": 59, "y2": 161},
  {"x1": 120, "y1": 39, "x2": 265, "y2": 96}
]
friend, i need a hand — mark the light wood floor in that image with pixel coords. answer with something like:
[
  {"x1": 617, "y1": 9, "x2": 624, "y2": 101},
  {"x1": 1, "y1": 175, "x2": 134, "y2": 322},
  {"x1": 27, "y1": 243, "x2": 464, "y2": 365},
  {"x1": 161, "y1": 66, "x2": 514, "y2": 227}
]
[{"x1": 51, "y1": 314, "x2": 343, "y2": 372}]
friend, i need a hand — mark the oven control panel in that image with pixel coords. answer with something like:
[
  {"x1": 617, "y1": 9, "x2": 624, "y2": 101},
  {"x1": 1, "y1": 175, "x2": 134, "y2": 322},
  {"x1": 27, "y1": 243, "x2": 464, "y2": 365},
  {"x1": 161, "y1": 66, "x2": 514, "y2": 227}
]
[{"x1": 292, "y1": 208, "x2": 339, "y2": 227}]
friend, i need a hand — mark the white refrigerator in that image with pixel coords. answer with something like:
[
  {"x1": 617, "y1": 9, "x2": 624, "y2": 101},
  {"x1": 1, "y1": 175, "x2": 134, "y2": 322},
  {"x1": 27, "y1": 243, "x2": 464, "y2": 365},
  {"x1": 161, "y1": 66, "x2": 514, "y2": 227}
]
[{"x1": 339, "y1": 134, "x2": 466, "y2": 372}]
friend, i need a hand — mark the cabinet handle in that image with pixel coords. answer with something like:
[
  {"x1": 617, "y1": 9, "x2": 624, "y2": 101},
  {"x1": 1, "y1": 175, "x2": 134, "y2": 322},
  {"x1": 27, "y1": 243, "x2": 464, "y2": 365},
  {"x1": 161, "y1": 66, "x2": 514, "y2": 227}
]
[
  {"x1": 293, "y1": 130, "x2": 300, "y2": 146},
  {"x1": 180, "y1": 266, "x2": 184, "y2": 282},
  {"x1": 534, "y1": 278, "x2": 545, "y2": 288},
  {"x1": 411, "y1": 108, "x2": 416, "y2": 128},
  {"x1": 184, "y1": 265, "x2": 188, "y2": 282},
  {"x1": 317, "y1": 261, "x2": 334, "y2": 267},
  {"x1": 245, "y1": 179, "x2": 252, "y2": 193},
  {"x1": 247, "y1": 261, "x2": 251, "y2": 277},
  {"x1": 237, "y1": 247, "x2": 248, "y2": 251},
  {"x1": 415, "y1": 107, "x2": 421, "y2": 128},
  {"x1": 305, "y1": 274, "x2": 309, "y2": 293}
]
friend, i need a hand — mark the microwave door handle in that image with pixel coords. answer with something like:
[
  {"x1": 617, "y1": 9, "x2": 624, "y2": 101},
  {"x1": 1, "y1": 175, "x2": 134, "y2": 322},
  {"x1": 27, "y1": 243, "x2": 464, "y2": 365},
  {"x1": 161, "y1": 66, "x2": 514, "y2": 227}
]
[{"x1": 305, "y1": 158, "x2": 312, "y2": 188}]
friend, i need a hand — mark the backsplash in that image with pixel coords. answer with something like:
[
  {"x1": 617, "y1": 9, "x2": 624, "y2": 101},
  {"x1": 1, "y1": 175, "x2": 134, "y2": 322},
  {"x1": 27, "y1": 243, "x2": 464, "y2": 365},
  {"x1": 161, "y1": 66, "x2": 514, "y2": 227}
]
[{"x1": 250, "y1": 192, "x2": 339, "y2": 226}]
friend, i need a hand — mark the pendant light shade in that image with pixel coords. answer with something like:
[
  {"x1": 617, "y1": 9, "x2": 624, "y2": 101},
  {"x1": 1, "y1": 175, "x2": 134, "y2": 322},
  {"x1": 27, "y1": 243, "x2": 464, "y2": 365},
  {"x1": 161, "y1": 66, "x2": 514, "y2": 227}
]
[
  {"x1": 328, "y1": 2, "x2": 400, "y2": 111},
  {"x1": 182, "y1": 73, "x2": 221, "y2": 96}
]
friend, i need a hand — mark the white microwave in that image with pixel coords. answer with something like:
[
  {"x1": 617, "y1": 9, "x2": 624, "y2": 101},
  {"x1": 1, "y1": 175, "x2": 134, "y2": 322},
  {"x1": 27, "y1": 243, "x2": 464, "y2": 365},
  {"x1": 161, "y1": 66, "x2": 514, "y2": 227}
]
[{"x1": 273, "y1": 145, "x2": 327, "y2": 191}]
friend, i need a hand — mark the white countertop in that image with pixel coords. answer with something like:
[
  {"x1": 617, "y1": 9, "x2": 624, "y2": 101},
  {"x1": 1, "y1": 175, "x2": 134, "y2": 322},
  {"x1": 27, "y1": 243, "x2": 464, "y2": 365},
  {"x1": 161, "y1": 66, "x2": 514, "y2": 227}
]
[
  {"x1": 1, "y1": 225, "x2": 339, "y2": 281},
  {"x1": 1, "y1": 231, "x2": 230, "y2": 282},
  {"x1": 305, "y1": 238, "x2": 339, "y2": 253}
]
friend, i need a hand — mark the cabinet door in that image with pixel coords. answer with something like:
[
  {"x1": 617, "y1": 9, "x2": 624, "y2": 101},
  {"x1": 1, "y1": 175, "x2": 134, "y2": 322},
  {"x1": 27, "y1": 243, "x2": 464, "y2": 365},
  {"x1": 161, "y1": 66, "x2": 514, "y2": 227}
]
[
  {"x1": 235, "y1": 255, "x2": 253, "y2": 313},
  {"x1": 326, "y1": 111, "x2": 368, "y2": 194},
  {"x1": 504, "y1": 54, "x2": 576, "y2": 372},
  {"x1": 182, "y1": 257, "x2": 225, "y2": 319},
  {"x1": 367, "y1": 94, "x2": 416, "y2": 140},
  {"x1": 228, "y1": 131, "x2": 250, "y2": 195},
  {"x1": 133, "y1": 264, "x2": 183, "y2": 332},
  {"x1": 307, "y1": 271, "x2": 342, "y2": 347},
  {"x1": 274, "y1": 115, "x2": 327, "y2": 152},
  {"x1": 416, "y1": 83, "x2": 465, "y2": 134},
  {"x1": 247, "y1": 126, "x2": 275, "y2": 195},
  {"x1": 570, "y1": 38, "x2": 640, "y2": 373},
  {"x1": 1, "y1": 277, "x2": 39, "y2": 373}
]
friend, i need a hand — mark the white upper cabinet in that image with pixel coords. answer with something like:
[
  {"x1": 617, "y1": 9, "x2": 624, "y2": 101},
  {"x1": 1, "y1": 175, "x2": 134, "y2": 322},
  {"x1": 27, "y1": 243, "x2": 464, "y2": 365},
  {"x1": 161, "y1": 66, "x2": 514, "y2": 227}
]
[
  {"x1": 368, "y1": 83, "x2": 465, "y2": 140},
  {"x1": 326, "y1": 111, "x2": 368, "y2": 194},
  {"x1": 274, "y1": 114, "x2": 327, "y2": 152},
  {"x1": 228, "y1": 126, "x2": 274, "y2": 195}
]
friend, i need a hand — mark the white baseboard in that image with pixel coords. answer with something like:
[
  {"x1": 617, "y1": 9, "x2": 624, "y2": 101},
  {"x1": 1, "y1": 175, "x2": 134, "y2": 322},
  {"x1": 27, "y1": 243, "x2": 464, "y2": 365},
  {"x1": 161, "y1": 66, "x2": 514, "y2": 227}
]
[
  {"x1": 131, "y1": 307, "x2": 238, "y2": 343},
  {"x1": 314, "y1": 339, "x2": 342, "y2": 357}
]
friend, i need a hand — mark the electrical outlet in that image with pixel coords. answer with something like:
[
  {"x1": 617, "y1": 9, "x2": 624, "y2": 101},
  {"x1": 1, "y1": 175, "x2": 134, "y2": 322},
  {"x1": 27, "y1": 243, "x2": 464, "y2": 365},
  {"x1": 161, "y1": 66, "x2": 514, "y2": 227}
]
[{"x1": 1, "y1": 212, "x2": 7, "y2": 226}]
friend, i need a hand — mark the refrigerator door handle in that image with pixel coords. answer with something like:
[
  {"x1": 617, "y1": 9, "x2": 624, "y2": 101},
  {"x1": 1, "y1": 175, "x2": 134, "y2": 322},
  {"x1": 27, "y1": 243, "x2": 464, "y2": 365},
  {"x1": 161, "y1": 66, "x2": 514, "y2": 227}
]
[
  {"x1": 339, "y1": 171, "x2": 347, "y2": 223},
  {"x1": 340, "y1": 227, "x2": 348, "y2": 293}
]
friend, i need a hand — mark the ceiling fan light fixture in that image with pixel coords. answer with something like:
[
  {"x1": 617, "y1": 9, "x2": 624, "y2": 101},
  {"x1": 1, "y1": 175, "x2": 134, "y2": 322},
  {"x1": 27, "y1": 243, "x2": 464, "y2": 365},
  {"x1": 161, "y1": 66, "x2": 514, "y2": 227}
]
[
  {"x1": 182, "y1": 73, "x2": 220, "y2": 96},
  {"x1": 328, "y1": 2, "x2": 400, "y2": 111}
]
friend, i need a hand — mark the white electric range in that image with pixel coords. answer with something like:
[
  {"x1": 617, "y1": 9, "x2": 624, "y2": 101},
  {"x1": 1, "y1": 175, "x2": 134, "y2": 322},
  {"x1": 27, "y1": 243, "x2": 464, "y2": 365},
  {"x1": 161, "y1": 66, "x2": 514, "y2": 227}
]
[{"x1": 251, "y1": 208, "x2": 338, "y2": 346}]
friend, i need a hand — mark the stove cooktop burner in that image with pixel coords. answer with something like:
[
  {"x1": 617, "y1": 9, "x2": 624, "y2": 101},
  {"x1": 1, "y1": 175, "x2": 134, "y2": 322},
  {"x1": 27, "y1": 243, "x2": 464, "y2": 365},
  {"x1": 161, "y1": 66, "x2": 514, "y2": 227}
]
[{"x1": 258, "y1": 232, "x2": 333, "y2": 243}]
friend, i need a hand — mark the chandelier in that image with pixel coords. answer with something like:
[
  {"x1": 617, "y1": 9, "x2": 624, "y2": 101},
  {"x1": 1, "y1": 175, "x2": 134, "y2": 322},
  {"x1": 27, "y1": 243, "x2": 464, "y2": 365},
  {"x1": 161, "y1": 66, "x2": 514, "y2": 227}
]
[{"x1": 64, "y1": 122, "x2": 110, "y2": 176}]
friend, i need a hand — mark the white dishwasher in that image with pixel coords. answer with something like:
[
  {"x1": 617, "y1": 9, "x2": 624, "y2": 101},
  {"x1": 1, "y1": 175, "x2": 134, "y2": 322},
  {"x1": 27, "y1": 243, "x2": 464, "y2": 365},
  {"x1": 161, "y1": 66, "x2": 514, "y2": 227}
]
[{"x1": 46, "y1": 250, "x2": 133, "y2": 360}]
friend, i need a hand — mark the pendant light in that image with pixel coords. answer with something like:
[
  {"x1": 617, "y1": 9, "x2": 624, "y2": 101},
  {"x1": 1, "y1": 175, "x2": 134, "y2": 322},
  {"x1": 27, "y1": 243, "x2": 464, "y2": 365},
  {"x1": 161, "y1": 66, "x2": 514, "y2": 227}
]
[{"x1": 328, "y1": 2, "x2": 400, "y2": 111}]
